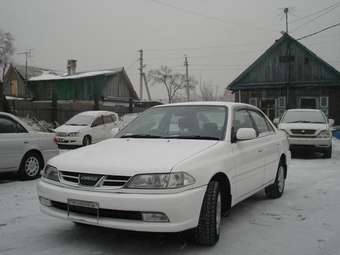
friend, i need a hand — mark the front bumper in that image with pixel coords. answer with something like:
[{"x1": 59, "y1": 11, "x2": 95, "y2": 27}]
[
  {"x1": 55, "y1": 136, "x2": 83, "y2": 146},
  {"x1": 288, "y1": 137, "x2": 331, "y2": 151},
  {"x1": 37, "y1": 180, "x2": 206, "y2": 232}
]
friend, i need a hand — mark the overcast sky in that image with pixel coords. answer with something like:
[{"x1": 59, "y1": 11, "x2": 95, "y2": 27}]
[{"x1": 1, "y1": 0, "x2": 340, "y2": 101}]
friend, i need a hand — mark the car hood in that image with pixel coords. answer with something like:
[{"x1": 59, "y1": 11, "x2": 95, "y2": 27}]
[
  {"x1": 49, "y1": 138, "x2": 219, "y2": 176},
  {"x1": 278, "y1": 123, "x2": 328, "y2": 131},
  {"x1": 55, "y1": 125, "x2": 88, "y2": 133}
]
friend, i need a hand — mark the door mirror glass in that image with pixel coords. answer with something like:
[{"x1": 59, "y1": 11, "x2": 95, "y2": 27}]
[
  {"x1": 236, "y1": 128, "x2": 257, "y2": 141},
  {"x1": 111, "y1": 127, "x2": 120, "y2": 137},
  {"x1": 328, "y1": 119, "x2": 334, "y2": 127}
]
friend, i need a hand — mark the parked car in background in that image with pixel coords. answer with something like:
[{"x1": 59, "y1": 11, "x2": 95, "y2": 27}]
[
  {"x1": 274, "y1": 109, "x2": 333, "y2": 158},
  {"x1": 38, "y1": 102, "x2": 290, "y2": 246},
  {"x1": 55, "y1": 111, "x2": 119, "y2": 149},
  {"x1": 119, "y1": 112, "x2": 140, "y2": 129},
  {"x1": 0, "y1": 112, "x2": 58, "y2": 179}
]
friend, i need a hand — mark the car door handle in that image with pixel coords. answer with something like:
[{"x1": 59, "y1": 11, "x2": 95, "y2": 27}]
[
  {"x1": 24, "y1": 141, "x2": 29, "y2": 144},
  {"x1": 257, "y1": 149, "x2": 263, "y2": 153}
]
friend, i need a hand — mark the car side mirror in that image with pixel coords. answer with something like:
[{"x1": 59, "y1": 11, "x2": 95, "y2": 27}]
[
  {"x1": 273, "y1": 118, "x2": 280, "y2": 126},
  {"x1": 328, "y1": 119, "x2": 334, "y2": 127},
  {"x1": 236, "y1": 128, "x2": 257, "y2": 141},
  {"x1": 111, "y1": 127, "x2": 120, "y2": 137}
]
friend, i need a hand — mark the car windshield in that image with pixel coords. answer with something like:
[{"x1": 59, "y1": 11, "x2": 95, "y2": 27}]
[
  {"x1": 281, "y1": 111, "x2": 326, "y2": 124},
  {"x1": 65, "y1": 114, "x2": 95, "y2": 126},
  {"x1": 118, "y1": 105, "x2": 228, "y2": 140}
]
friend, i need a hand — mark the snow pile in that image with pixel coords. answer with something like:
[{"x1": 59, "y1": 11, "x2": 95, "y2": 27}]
[{"x1": 20, "y1": 116, "x2": 58, "y2": 132}]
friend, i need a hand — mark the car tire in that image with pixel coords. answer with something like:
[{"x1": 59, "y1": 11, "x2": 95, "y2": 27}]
[
  {"x1": 323, "y1": 146, "x2": 332, "y2": 159},
  {"x1": 18, "y1": 151, "x2": 44, "y2": 180},
  {"x1": 82, "y1": 136, "x2": 91, "y2": 146},
  {"x1": 194, "y1": 180, "x2": 222, "y2": 246},
  {"x1": 265, "y1": 162, "x2": 286, "y2": 199}
]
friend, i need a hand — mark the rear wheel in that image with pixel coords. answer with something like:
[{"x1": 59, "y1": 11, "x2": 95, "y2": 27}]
[
  {"x1": 265, "y1": 162, "x2": 286, "y2": 199},
  {"x1": 82, "y1": 136, "x2": 91, "y2": 146},
  {"x1": 194, "y1": 181, "x2": 221, "y2": 246},
  {"x1": 18, "y1": 151, "x2": 44, "y2": 180}
]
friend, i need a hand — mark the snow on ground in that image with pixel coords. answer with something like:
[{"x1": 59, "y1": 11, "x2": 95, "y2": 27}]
[{"x1": 1, "y1": 140, "x2": 340, "y2": 255}]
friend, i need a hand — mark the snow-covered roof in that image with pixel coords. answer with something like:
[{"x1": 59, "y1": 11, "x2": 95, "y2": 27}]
[{"x1": 29, "y1": 68, "x2": 123, "y2": 81}]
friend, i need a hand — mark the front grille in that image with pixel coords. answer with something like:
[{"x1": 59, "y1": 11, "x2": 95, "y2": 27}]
[
  {"x1": 290, "y1": 129, "x2": 316, "y2": 135},
  {"x1": 59, "y1": 171, "x2": 131, "y2": 188},
  {"x1": 51, "y1": 201, "x2": 143, "y2": 220}
]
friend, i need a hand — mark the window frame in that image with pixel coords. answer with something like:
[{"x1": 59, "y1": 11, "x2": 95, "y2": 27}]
[{"x1": 0, "y1": 116, "x2": 28, "y2": 134}]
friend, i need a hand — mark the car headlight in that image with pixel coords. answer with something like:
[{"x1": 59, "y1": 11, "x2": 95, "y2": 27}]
[
  {"x1": 42, "y1": 165, "x2": 60, "y2": 182},
  {"x1": 68, "y1": 132, "x2": 79, "y2": 137},
  {"x1": 125, "y1": 172, "x2": 195, "y2": 189},
  {"x1": 318, "y1": 130, "x2": 331, "y2": 138}
]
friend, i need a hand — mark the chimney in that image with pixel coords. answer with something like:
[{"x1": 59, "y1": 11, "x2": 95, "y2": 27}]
[{"x1": 67, "y1": 59, "x2": 77, "y2": 75}]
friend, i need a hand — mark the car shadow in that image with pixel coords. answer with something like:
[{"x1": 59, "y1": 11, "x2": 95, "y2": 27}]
[
  {"x1": 0, "y1": 172, "x2": 18, "y2": 184},
  {"x1": 291, "y1": 151, "x2": 324, "y2": 159}
]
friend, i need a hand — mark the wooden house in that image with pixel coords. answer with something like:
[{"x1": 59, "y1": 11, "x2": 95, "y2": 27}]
[{"x1": 227, "y1": 33, "x2": 340, "y2": 124}]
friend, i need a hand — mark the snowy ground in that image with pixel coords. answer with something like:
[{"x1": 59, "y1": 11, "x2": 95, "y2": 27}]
[{"x1": 1, "y1": 141, "x2": 340, "y2": 255}]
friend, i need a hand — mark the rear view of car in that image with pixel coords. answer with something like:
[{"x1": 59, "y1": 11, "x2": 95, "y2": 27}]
[{"x1": 276, "y1": 109, "x2": 333, "y2": 158}]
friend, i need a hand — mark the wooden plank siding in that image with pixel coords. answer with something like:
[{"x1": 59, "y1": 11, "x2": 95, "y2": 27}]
[{"x1": 229, "y1": 33, "x2": 340, "y2": 124}]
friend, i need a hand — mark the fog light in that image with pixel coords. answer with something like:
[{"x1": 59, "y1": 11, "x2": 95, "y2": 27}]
[
  {"x1": 39, "y1": 197, "x2": 52, "y2": 207},
  {"x1": 142, "y1": 212, "x2": 169, "y2": 222}
]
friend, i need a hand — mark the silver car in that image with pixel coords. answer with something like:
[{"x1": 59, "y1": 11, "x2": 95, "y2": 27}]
[{"x1": 0, "y1": 112, "x2": 59, "y2": 179}]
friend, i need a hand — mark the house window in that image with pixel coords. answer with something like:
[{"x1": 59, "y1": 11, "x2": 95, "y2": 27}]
[
  {"x1": 249, "y1": 97, "x2": 258, "y2": 106},
  {"x1": 299, "y1": 97, "x2": 317, "y2": 109},
  {"x1": 277, "y1": 96, "x2": 286, "y2": 118},
  {"x1": 10, "y1": 80, "x2": 18, "y2": 96},
  {"x1": 279, "y1": 56, "x2": 295, "y2": 63}
]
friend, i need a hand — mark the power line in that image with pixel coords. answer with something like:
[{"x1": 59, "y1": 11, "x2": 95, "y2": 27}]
[
  {"x1": 291, "y1": 4, "x2": 340, "y2": 33},
  {"x1": 297, "y1": 22, "x2": 340, "y2": 40},
  {"x1": 290, "y1": 2, "x2": 340, "y2": 24},
  {"x1": 145, "y1": 0, "x2": 272, "y2": 32}
]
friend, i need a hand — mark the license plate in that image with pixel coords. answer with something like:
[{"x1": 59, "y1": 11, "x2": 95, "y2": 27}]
[
  {"x1": 68, "y1": 199, "x2": 98, "y2": 208},
  {"x1": 67, "y1": 199, "x2": 99, "y2": 223}
]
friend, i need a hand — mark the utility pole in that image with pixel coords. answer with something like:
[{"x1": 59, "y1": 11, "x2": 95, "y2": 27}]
[
  {"x1": 184, "y1": 55, "x2": 190, "y2": 101},
  {"x1": 284, "y1": 8, "x2": 289, "y2": 34},
  {"x1": 17, "y1": 49, "x2": 33, "y2": 97},
  {"x1": 138, "y1": 49, "x2": 145, "y2": 100}
]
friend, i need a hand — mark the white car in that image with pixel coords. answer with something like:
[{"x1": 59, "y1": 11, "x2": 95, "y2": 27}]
[
  {"x1": 37, "y1": 102, "x2": 290, "y2": 246},
  {"x1": 275, "y1": 109, "x2": 333, "y2": 158},
  {"x1": 0, "y1": 112, "x2": 59, "y2": 179},
  {"x1": 55, "y1": 111, "x2": 119, "y2": 149}
]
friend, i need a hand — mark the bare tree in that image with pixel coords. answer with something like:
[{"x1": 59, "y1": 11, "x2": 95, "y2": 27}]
[
  {"x1": 200, "y1": 82, "x2": 218, "y2": 101},
  {"x1": 0, "y1": 29, "x2": 14, "y2": 111},
  {"x1": 148, "y1": 65, "x2": 186, "y2": 103}
]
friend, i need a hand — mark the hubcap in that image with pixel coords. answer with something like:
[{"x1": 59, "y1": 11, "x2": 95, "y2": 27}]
[
  {"x1": 25, "y1": 156, "x2": 40, "y2": 177},
  {"x1": 216, "y1": 192, "x2": 222, "y2": 235},
  {"x1": 277, "y1": 166, "x2": 285, "y2": 193}
]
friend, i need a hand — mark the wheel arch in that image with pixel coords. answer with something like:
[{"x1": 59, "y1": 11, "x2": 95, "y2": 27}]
[
  {"x1": 20, "y1": 149, "x2": 45, "y2": 169},
  {"x1": 210, "y1": 172, "x2": 232, "y2": 213}
]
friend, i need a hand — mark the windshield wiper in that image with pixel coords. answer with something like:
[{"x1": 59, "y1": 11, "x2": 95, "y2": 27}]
[
  {"x1": 120, "y1": 134, "x2": 162, "y2": 138},
  {"x1": 164, "y1": 135, "x2": 220, "y2": 141},
  {"x1": 287, "y1": 121, "x2": 311, "y2": 123}
]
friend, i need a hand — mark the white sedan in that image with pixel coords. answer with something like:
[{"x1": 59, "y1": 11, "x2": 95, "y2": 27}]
[
  {"x1": 0, "y1": 112, "x2": 59, "y2": 179},
  {"x1": 55, "y1": 111, "x2": 119, "y2": 149},
  {"x1": 37, "y1": 102, "x2": 290, "y2": 246}
]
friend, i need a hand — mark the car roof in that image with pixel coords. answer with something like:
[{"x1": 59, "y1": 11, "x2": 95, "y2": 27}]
[
  {"x1": 286, "y1": 109, "x2": 321, "y2": 112},
  {"x1": 154, "y1": 101, "x2": 251, "y2": 108},
  {"x1": 78, "y1": 111, "x2": 114, "y2": 116}
]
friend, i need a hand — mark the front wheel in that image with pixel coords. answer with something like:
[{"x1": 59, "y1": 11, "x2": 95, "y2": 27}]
[
  {"x1": 323, "y1": 146, "x2": 332, "y2": 159},
  {"x1": 82, "y1": 136, "x2": 91, "y2": 146},
  {"x1": 265, "y1": 163, "x2": 286, "y2": 199},
  {"x1": 194, "y1": 181, "x2": 222, "y2": 246}
]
